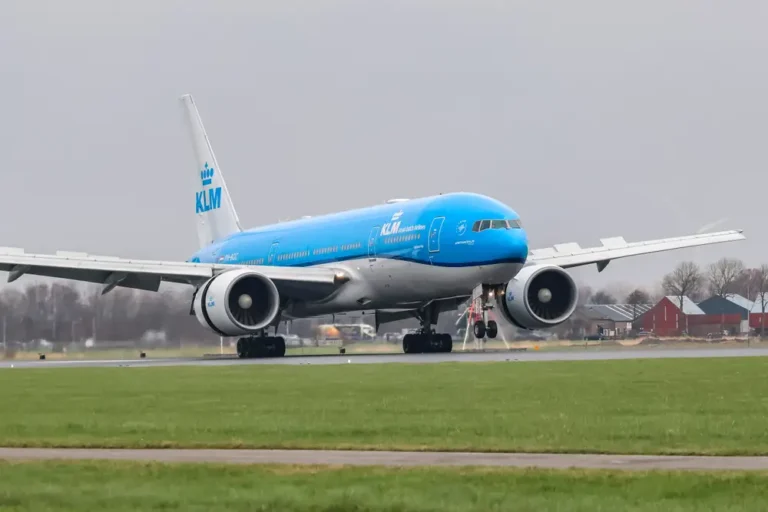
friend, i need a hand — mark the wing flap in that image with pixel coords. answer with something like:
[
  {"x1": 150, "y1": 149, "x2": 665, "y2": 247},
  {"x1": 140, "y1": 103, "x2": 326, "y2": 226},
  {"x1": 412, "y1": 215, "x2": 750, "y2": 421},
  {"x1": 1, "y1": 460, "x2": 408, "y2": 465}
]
[{"x1": 529, "y1": 230, "x2": 746, "y2": 269}]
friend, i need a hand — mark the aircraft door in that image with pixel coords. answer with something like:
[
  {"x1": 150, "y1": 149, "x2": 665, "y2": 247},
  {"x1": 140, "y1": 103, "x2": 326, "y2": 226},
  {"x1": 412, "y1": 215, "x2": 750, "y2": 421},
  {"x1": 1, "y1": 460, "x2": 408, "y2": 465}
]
[
  {"x1": 267, "y1": 242, "x2": 279, "y2": 264},
  {"x1": 428, "y1": 216, "x2": 445, "y2": 253},
  {"x1": 368, "y1": 226, "x2": 380, "y2": 262}
]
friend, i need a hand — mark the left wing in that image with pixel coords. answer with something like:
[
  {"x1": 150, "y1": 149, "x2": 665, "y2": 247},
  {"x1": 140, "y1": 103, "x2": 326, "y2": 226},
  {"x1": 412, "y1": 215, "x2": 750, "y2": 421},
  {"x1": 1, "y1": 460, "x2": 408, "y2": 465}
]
[
  {"x1": 528, "y1": 230, "x2": 745, "y2": 271},
  {"x1": 0, "y1": 248, "x2": 348, "y2": 301}
]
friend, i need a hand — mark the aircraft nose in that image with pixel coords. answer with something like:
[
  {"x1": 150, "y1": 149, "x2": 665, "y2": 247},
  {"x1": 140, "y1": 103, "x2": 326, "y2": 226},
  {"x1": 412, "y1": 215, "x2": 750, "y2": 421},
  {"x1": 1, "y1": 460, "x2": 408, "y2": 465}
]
[{"x1": 513, "y1": 228, "x2": 529, "y2": 262}]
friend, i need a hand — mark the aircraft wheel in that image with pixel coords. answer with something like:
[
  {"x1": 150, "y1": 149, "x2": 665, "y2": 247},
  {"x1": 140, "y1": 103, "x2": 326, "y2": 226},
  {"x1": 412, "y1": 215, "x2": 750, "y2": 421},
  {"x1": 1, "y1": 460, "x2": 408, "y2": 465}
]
[
  {"x1": 440, "y1": 334, "x2": 453, "y2": 353},
  {"x1": 236, "y1": 338, "x2": 248, "y2": 359},
  {"x1": 403, "y1": 334, "x2": 416, "y2": 354},
  {"x1": 486, "y1": 321, "x2": 498, "y2": 339},
  {"x1": 473, "y1": 321, "x2": 486, "y2": 339},
  {"x1": 273, "y1": 336, "x2": 286, "y2": 357}
]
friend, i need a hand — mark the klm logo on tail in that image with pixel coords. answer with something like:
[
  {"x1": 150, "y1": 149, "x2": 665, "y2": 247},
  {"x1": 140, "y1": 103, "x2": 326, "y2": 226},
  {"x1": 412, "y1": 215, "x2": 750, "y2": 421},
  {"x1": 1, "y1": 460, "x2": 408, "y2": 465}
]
[{"x1": 196, "y1": 162, "x2": 222, "y2": 214}]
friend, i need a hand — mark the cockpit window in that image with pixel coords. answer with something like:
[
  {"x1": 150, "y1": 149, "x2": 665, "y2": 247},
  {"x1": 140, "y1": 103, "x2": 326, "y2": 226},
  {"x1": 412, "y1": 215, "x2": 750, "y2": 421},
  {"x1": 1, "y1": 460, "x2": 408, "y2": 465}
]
[{"x1": 473, "y1": 219, "x2": 522, "y2": 232}]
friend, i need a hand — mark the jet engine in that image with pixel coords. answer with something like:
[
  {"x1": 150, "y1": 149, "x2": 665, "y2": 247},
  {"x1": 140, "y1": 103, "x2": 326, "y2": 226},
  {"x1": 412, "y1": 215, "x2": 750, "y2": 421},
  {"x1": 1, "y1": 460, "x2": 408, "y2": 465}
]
[
  {"x1": 193, "y1": 268, "x2": 281, "y2": 336},
  {"x1": 495, "y1": 264, "x2": 578, "y2": 330}
]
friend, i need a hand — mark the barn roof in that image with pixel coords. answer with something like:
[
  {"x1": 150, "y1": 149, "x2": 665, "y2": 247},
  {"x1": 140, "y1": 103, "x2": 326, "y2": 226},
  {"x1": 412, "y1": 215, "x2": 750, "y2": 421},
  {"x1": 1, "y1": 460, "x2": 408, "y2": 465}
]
[
  {"x1": 665, "y1": 296, "x2": 705, "y2": 315},
  {"x1": 582, "y1": 303, "x2": 653, "y2": 322},
  {"x1": 723, "y1": 294, "x2": 754, "y2": 311}
]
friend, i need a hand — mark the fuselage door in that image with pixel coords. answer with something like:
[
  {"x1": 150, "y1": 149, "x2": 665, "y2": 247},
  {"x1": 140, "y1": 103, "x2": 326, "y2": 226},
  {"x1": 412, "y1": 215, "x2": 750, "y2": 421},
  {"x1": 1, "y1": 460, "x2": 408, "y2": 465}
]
[
  {"x1": 368, "y1": 226, "x2": 380, "y2": 261},
  {"x1": 267, "y1": 242, "x2": 279, "y2": 265},
  {"x1": 428, "y1": 216, "x2": 445, "y2": 253}
]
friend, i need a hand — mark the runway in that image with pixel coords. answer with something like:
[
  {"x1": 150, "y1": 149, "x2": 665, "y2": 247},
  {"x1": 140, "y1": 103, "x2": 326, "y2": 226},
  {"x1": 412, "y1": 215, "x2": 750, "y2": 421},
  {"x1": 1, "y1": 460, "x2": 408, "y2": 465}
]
[
  {"x1": 1, "y1": 346, "x2": 767, "y2": 369},
  {"x1": 1, "y1": 347, "x2": 768, "y2": 369},
  {"x1": 1, "y1": 447, "x2": 767, "y2": 471}
]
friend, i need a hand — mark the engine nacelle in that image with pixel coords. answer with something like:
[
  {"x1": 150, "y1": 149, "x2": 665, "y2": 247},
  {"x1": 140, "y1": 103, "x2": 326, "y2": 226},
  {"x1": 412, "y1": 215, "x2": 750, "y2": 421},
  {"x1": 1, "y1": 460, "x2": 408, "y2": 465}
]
[
  {"x1": 194, "y1": 269, "x2": 281, "y2": 337},
  {"x1": 495, "y1": 264, "x2": 578, "y2": 330}
]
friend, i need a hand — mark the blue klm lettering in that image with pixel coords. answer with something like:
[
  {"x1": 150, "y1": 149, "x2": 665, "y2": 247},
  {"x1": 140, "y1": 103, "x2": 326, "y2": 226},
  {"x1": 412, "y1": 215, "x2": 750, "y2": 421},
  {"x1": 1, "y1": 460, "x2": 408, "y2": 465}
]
[{"x1": 196, "y1": 187, "x2": 222, "y2": 213}]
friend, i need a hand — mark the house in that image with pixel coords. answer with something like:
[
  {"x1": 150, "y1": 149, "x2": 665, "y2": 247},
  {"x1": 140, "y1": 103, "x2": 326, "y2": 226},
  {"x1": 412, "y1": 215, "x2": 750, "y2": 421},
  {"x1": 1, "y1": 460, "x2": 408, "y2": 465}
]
[
  {"x1": 694, "y1": 294, "x2": 753, "y2": 335},
  {"x1": 634, "y1": 296, "x2": 704, "y2": 337},
  {"x1": 579, "y1": 303, "x2": 653, "y2": 337}
]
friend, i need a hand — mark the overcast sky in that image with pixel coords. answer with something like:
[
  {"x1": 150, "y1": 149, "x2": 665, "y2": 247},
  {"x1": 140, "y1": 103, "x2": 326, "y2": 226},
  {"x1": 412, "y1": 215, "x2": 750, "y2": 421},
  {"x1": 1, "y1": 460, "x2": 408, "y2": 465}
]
[{"x1": 4, "y1": 0, "x2": 767, "y2": 294}]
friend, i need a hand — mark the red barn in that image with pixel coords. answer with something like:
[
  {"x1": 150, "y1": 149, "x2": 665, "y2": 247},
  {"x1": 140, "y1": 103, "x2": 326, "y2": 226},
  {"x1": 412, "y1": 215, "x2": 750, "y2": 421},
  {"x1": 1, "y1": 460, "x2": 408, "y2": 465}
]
[
  {"x1": 635, "y1": 296, "x2": 704, "y2": 337},
  {"x1": 750, "y1": 297, "x2": 768, "y2": 333}
]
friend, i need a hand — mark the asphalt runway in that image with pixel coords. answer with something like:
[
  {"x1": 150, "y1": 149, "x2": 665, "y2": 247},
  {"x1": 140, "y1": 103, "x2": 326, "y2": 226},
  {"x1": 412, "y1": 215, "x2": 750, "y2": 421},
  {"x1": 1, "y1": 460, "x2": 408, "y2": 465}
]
[
  {"x1": 1, "y1": 347, "x2": 768, "y2": 369},
  {"x1": 1, "y1": 447, "x2": 767, "y2": 471}
]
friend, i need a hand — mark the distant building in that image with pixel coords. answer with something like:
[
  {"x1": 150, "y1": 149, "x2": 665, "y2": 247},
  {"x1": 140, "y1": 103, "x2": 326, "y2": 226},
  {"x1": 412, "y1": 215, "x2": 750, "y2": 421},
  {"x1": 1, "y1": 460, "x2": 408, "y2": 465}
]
[
  {"x1": 694, "y1": 294, "x2": 753, "y2": 335},
  {"x1": 749, "y1": 297, "x2": 768, "y2": 333},
  {"x1": 635, "y1": 296, "x2": 704, "y2": 336},
  {"x1": 578, "y1": 303, "x2": 653, "y2": 337}
]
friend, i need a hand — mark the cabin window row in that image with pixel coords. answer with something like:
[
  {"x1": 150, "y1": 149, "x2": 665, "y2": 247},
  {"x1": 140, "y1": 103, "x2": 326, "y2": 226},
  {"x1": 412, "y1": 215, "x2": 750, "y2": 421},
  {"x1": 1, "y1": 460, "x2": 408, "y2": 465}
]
[
  {"x1": 472, "y1": 219, "x2": 522, "y2": 232},
  {"x1": 244, "y1": 258, "x2": 265, "y2": 265},
  {"x1": 383, "y1": 233, "x2": 421, "y2": 244},
  {"x1": 278, "y1": 250, "x2": 310, "y2": 261}
]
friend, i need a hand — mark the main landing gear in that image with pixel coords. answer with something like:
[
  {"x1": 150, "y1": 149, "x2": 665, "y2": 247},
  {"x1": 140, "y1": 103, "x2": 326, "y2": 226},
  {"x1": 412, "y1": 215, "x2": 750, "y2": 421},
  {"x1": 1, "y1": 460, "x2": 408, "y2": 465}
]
[
  {"x1": 402, "y1": 331, "x2": 453, "y2": 353},
  {"x1": 236, "y1": 335, "x2": 286, "y2": 359},
  {"x1": 402, "y1": 303, "x2": 453, "y2": 354}
]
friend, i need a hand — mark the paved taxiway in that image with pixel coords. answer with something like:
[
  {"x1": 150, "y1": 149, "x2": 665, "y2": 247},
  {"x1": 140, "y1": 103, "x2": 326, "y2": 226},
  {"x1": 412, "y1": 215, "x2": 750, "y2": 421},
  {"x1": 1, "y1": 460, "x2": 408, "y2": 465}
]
[
  {"x1": 1, "y1": 347, "x2": 767, "y2": 369},
  {"x1": 1, "y1": 447, "x2": 767, "y2": 471}
]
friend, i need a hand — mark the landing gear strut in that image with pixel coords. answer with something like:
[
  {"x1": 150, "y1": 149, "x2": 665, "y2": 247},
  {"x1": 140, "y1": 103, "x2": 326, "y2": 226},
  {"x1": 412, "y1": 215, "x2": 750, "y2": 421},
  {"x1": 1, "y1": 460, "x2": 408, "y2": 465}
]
[
  {"x1": 236, "y1": 334, "x2": 286, "y2": 359},
  {"x1": 402, "y1": 303, "x2": 453, "y2": 354}
]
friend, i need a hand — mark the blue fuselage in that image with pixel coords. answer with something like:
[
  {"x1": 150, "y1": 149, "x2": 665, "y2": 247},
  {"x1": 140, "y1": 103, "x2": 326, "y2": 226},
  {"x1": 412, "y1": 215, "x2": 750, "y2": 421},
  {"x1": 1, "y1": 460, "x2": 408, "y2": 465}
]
[{"x1": 189, "y1": 192, "x2": 529, "y2": 272}]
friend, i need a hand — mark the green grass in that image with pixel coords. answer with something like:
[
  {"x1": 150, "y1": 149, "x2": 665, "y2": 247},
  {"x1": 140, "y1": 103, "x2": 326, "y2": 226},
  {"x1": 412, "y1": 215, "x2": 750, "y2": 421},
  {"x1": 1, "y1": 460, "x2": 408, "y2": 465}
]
[
  {"x1": 1, "y1": 461, "x2": 768, "y2": 511},
  {"x1": 2, "y1": 357, "x2": 768, "y2": 454}
]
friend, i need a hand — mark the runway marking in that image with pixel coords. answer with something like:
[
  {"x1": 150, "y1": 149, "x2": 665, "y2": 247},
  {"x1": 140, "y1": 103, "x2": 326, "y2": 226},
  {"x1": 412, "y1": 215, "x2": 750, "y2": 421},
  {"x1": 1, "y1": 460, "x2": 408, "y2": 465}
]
[{"x1": 1, "y1": 448, "x2": 768, "y2": 471}]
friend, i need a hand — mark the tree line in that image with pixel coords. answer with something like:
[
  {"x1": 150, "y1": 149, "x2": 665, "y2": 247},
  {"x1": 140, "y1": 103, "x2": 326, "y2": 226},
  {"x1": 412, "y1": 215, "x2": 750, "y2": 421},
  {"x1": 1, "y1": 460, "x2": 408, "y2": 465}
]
[
  {"x1": 586, "y1": 257, "x2": 768, "y2": 316},
  {"x1": 0, "y1": 282, "x2": 215, "y2": 345}
]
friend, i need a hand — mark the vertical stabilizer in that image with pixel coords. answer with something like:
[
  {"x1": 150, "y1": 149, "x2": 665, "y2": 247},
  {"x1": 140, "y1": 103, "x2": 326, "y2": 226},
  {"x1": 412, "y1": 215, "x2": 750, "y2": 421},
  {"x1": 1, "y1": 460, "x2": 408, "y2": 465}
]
[{"x1": 179, "y1": 94, "x2": 242, "y2": 248}]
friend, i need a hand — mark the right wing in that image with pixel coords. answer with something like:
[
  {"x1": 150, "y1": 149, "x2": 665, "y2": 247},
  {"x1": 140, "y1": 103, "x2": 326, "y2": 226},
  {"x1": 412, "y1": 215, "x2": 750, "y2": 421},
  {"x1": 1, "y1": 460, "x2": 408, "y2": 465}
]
[
  {"x1": 0, "y1": 248, "x2": 348, "y2": 301},
  {"x1": 527, "y1": 230, "x2": 746, "y2": 271}
]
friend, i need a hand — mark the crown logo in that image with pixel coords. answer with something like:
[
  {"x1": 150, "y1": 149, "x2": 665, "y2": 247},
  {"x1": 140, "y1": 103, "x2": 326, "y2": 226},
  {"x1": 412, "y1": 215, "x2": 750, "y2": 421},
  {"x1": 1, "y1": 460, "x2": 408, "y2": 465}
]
[{"x1": 200, "y1": 162, "x2": 214, "y2": 186}]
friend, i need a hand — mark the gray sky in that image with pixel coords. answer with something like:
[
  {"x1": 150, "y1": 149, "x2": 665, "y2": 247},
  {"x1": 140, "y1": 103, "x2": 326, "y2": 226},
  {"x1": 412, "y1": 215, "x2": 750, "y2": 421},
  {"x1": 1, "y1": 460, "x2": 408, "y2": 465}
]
[{"x1": 4, "y1": 0, "x2": 767, "y2": 294}]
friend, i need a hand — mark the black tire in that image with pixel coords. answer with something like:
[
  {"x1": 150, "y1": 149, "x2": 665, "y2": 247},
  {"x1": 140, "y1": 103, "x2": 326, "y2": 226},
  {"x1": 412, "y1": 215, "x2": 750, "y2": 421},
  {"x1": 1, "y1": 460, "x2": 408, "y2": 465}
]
[
  {"x1": 274, "y1": 336, "x2": 286, "y2": 357},
  {"x1": 473, "y1": 321, "x2": 486, "y2": 339},
  {"x1": 440, "y1": 334, "x2": 453, "y2": 353},
  {"x1": 486, "y1": 320, "x2": 498, "y2": 339},
  {"x1": 237, "y1": 338, "x2": 248, "y2": 359},
  {"x1": 403, "y1": 334, "x2": 415, "y2": 354}
]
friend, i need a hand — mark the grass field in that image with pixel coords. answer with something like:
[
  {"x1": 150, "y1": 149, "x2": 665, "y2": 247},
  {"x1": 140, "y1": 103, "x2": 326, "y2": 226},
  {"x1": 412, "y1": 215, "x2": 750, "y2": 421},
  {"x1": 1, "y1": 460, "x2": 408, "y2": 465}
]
[
  {"x1": 0, "y1": 461, "x2": 767, "y2": 511},
  {"x1": 1, "y1": 357, "x2": 768, "y2": 454}
]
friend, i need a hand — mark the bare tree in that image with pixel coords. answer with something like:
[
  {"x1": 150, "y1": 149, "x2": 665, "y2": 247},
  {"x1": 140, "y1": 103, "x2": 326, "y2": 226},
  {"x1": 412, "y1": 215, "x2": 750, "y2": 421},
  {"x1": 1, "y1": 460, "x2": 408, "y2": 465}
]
[
  {"x1": 707, "y1": 257, "x2": 745, "y2": 298},
  {"x1": 662, "y1": 261, "x2": 703, "y2": 335},
  {"x1": 626, "y1": 288, "x2": 651, "y2": 320},
  {"x1": 752, "y1": 265, "x2": 768, "y2": 336},
  {"x1": 590, "y1": 290, "x2": 616, "y2": 305}
]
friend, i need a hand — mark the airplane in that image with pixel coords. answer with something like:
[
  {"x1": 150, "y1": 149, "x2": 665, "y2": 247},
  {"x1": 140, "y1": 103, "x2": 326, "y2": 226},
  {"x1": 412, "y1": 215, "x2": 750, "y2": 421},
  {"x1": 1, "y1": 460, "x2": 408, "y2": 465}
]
[{"x1": 0, "y1": 94, "x2": 746, "y2": 358}]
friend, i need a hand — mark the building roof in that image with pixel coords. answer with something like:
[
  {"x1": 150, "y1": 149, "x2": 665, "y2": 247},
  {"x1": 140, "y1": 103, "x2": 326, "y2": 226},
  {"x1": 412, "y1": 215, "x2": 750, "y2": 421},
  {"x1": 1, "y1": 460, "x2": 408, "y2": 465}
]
[
  {"x1": 582, "y1": 303, "x2": 653, "y2": 322},
  {"x1": 723, "y1": 294, "x2": 754, "y2": 312},
  {"x1": 665, "y1": 296, "x2": 705, "y2": 315}
]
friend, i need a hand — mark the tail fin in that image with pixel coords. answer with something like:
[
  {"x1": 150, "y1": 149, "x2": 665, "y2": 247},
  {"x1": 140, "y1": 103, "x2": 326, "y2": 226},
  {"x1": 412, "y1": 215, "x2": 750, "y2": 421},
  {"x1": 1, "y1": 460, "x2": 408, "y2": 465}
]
[{"x1": 179, "y1": 94, "x2": 242, "y2": 248}]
